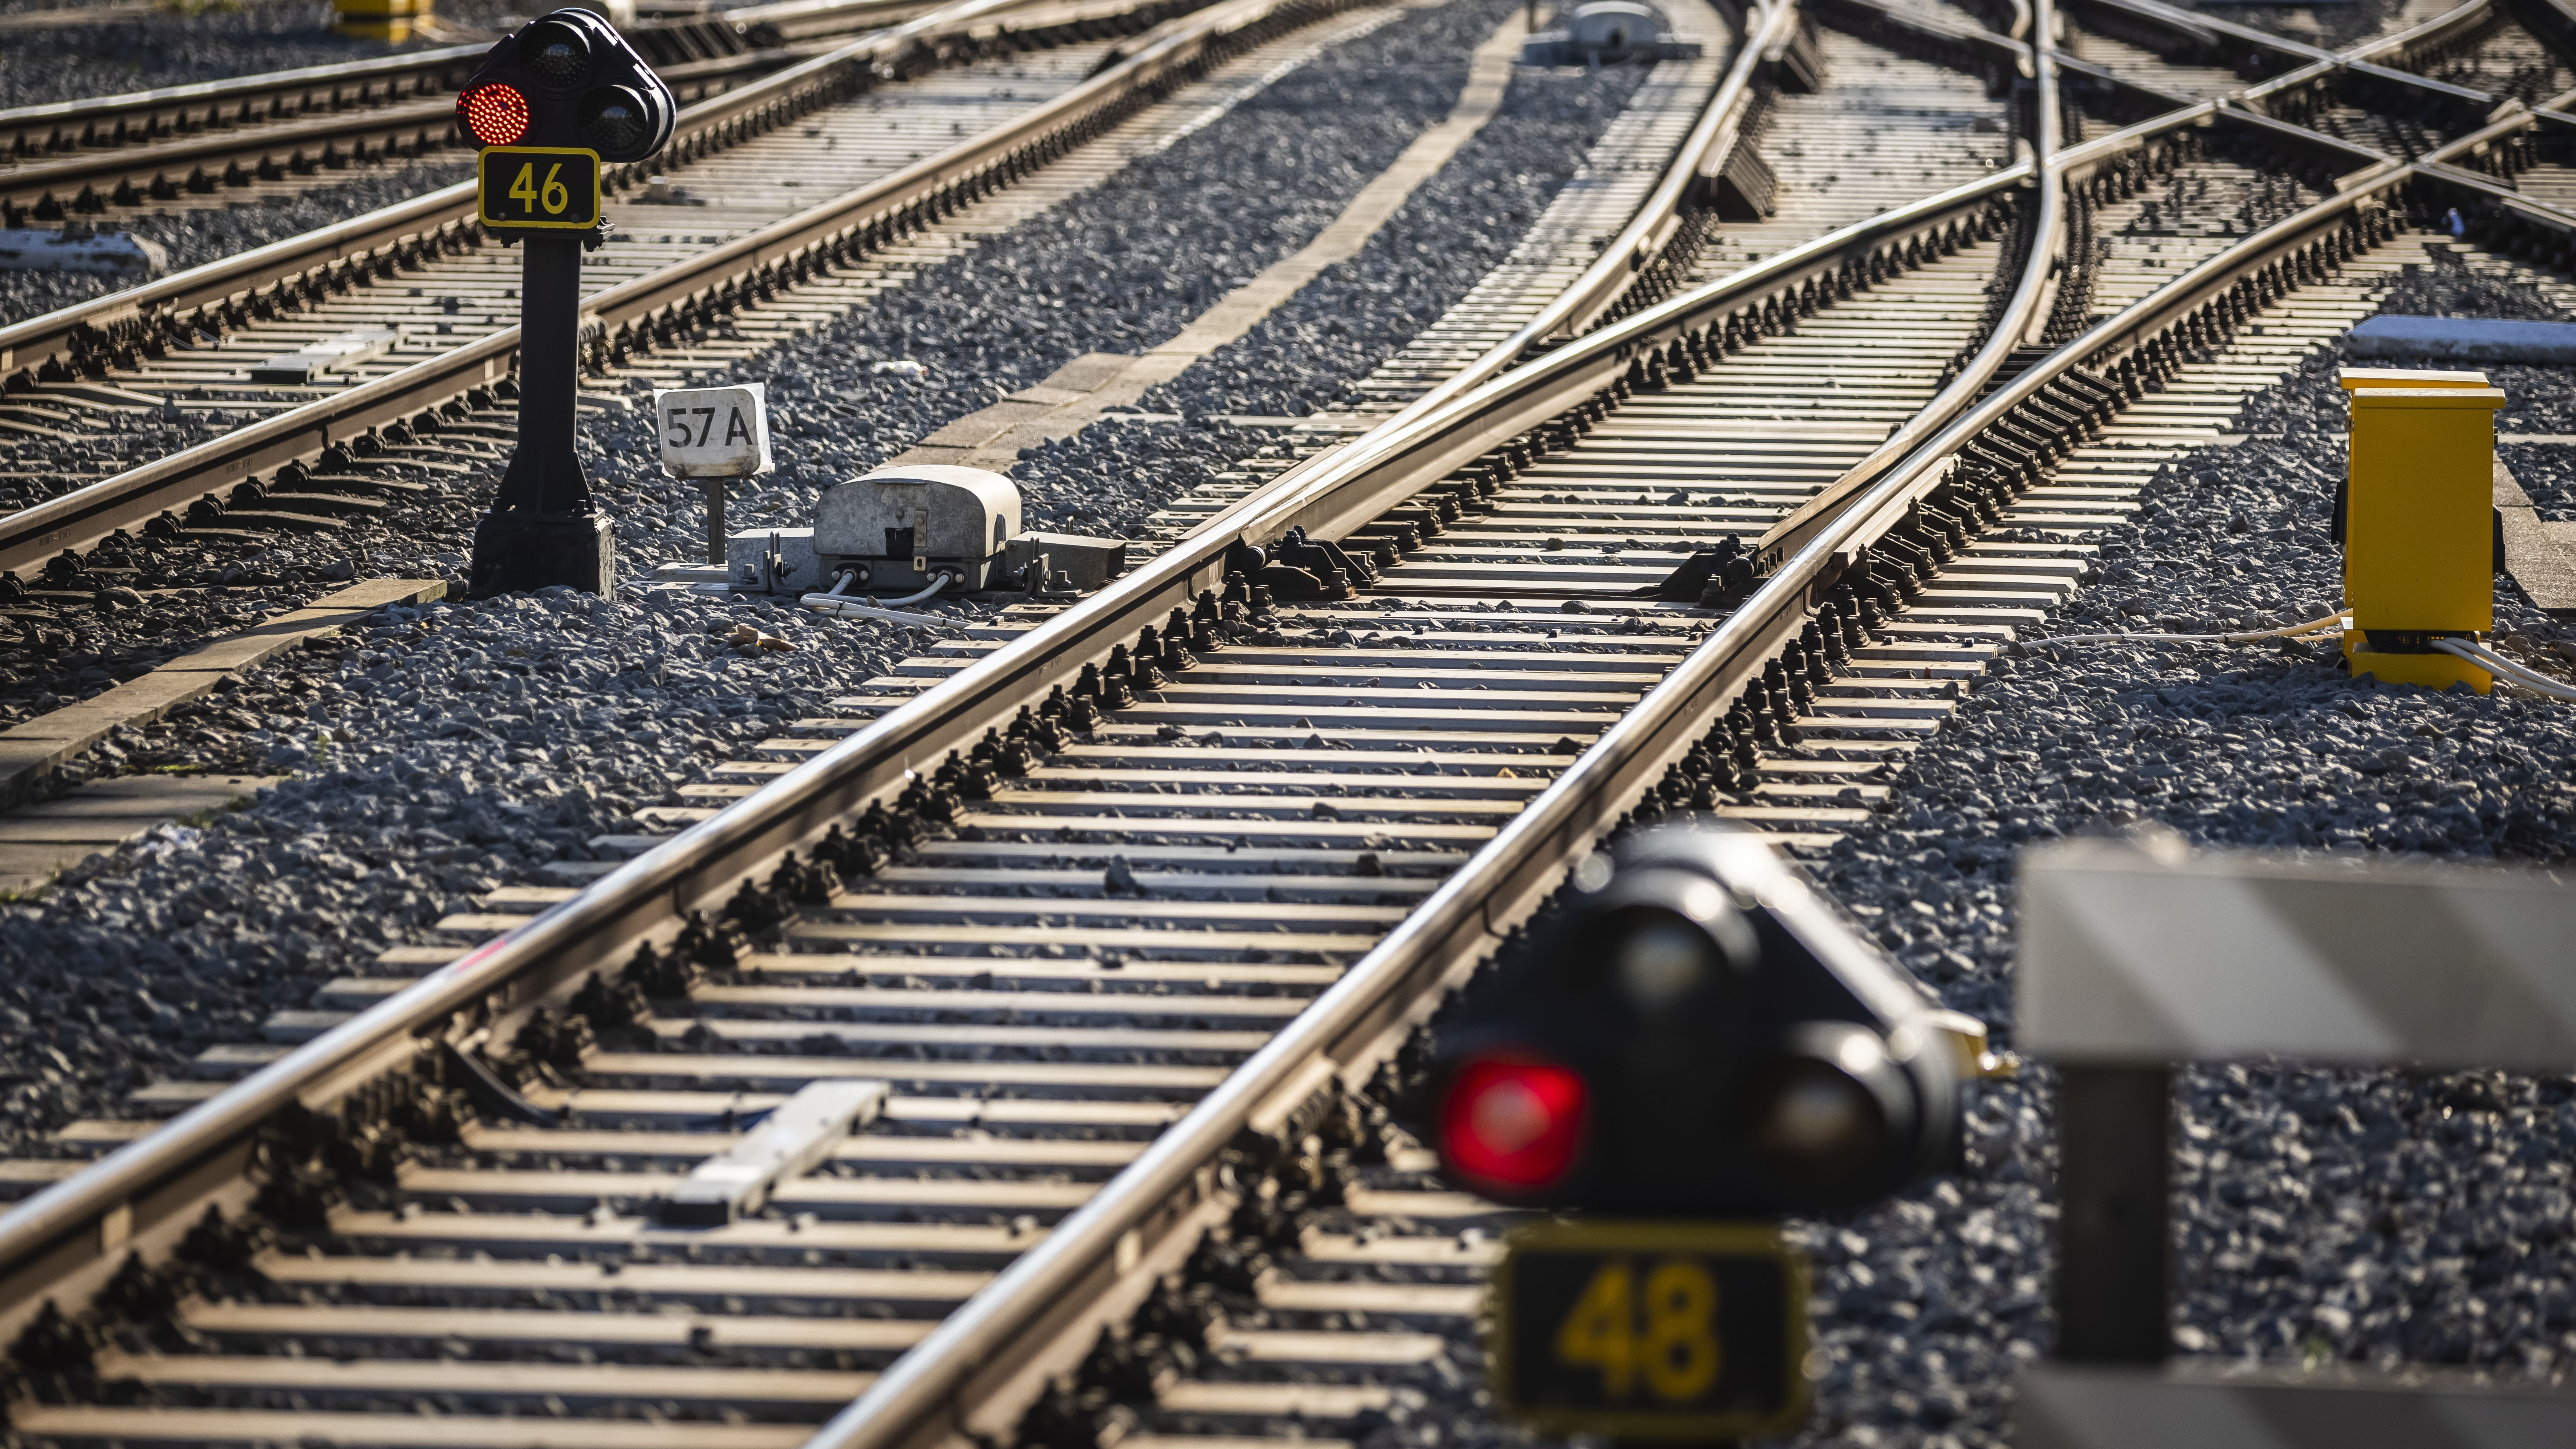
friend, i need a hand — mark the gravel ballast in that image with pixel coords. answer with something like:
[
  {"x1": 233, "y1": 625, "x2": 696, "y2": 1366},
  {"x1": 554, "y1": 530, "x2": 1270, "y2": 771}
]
[
  {"x1": 1316, "y1": 250, "x2": 2576, "y2": 1449},
  {"x1": 8, "y1": 29, "x2": 2574, "y2": 1449},
  {"x1": 0, "y1": 1, "x2": 439, "y2": 111},
  {"x1": 618, "y1": 0, "x2": 1646, "y2": 544},
  {"x1": 1786, "y1": 253, "x2": 2576, "y2": 1441},
  {"x1": 1011, "y1": 48, "x2": 1657, "y2": 539},
  {"x1": 0, "y1": 9, "x2": 1678, "y2": 1157},
  {"x1": 0, "y1": 586, "x2": 924, "y2": 1156},
  {"x1": 0, "y1": 4, "x2": 1651, "y2": 720}
]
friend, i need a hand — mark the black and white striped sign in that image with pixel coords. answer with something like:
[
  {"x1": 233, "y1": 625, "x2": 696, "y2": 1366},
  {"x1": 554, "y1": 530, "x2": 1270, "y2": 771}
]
[
  {"x1": 2017, "y1": 1365, "x2": 2576, "y2": 1449},
  {"x1": 2018, "y1": 834, "x2": 2576, "y2": 1070}
]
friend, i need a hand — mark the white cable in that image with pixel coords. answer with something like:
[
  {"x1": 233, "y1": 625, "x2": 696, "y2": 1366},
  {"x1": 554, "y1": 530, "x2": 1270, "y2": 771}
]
[
  {"x1": 2037, "y1": 610, "x2": 2349, "y2": 648},
  {"x1": 883, "y1": 572, "x2": 956, "y2": 608},
  {"x1": 801, "y1": 569, "x2": 958, "y2": 627},
  {"x1": 2036, "y1": 605, "x2": 2576, "y2": 701},
  {"x1": 2434, "y1": 637, "x2": 2576, "y2": 701}
]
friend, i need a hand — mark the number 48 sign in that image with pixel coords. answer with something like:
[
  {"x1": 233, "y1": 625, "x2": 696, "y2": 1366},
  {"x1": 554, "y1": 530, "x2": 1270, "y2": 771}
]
[
  {"x1": 655, "y1": 384, "x2": 773, "y2": 479},
  {"x1": 1491, "y1": 1221, "x2": 1811, "y2": 1440}
]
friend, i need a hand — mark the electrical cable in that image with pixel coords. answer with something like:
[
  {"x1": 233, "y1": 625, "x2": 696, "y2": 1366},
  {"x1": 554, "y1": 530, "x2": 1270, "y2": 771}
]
[
  {"x1": 2434, "y1": 637, "x2": 2576, "y2": 701},
  {"x1": 2037, "y1": 610, "x2": 2576, "y2": 701},
  {"x1": 2035, "y1": 609, "x2": 2349, "y2": 647},
  {"x1": 881, "y1": 572, "x2": 955, "y2": 608},
  {"x1": 802, "y1": 569, "x2": 958, "y2": 626}
]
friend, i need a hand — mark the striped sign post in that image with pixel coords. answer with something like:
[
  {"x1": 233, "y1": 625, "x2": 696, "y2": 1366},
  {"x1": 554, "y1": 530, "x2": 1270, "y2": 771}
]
[
  {"x1": 2019, "y1": 1364, "x2": 2576, "y2": 1449},
  {"x1": 2021, "y1": 832, "x2": 2576, "y2": 1068},
  {"x1": 2014, "y1": 832, "x2": 2576, "y2": 1442}
]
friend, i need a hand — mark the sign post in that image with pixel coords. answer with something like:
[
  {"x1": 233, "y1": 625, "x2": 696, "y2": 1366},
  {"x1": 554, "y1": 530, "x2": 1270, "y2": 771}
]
[
  {"x1": 653, "y1": 383, "x2": 774, "y2": 565},
  {"x1": 452, "y1": 8, "x2": 675, "y2": 598},
  {"x1": 2015, "y1": 829, "x2": 2576, "y2": 1444}
]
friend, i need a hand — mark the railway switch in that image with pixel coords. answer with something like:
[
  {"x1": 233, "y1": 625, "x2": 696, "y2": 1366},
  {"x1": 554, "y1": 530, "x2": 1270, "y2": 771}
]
[
  {"x1": 456, "y1": 8, "x2": 678, "y2": 598},
  {"x1": 2334, "y1": 368, "x2": 2504, "y2": 691}
]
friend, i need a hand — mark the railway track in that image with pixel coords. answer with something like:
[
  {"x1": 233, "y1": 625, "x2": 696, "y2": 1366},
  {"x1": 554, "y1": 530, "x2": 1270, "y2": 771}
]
[
  {"x1": 0, "y1": 0, "x2": 1319, "y2": 568},
  {"x1": 5, "y1": 0, "x2": 2576, "y2": 1442},
  {"x1": 0, "y1": 0, "x2": 1019, "y2": 228}
]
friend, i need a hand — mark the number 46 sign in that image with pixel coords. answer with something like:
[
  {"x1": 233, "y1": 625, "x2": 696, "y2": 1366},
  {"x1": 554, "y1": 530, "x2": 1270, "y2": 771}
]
[
  {"x1": 1491, "y1": 1221, "x2": 1812, "y2": 1440},
  {"x1": 475, "y1": 146, "x2": 602, "y2": 232}
]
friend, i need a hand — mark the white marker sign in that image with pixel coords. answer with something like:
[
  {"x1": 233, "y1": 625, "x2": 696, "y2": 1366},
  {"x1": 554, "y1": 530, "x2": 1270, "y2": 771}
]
[{"x1": 655, "y1": 383, "x2": 773, "y2": 478}]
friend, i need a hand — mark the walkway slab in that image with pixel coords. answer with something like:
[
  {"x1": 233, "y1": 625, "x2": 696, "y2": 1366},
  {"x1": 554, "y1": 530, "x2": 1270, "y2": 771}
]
[
  {"x1": 0, "y1": 577, "x2": 444, "y2": 794},
  {"x1": 0, "y1": 772, "x2": 278, "y2": 896}
]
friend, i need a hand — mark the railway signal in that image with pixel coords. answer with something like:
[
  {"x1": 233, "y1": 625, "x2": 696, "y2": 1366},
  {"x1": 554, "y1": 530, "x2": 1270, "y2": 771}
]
[
  {"x1": 1428, "y1": 823, "x2": 1973, "y2": 1440},
  {"x1": 1430, "y1": 824, "x2": 1963, "y2": 1216},
  {"x1": 454, "y1": 8, "x2": 676, "y2": 598}
]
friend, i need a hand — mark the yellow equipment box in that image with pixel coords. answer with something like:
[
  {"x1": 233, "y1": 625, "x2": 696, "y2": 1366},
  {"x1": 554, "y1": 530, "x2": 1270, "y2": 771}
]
[
  {"x1": 2334, "y1": 367, "x2": 2491, "y2": 391},
  {"x1": 333, "y1": 0, "x2": 431, "y2": 41},
  {"x1": 2336, "y1": 374, "x2": 2504, "y2": 691}
]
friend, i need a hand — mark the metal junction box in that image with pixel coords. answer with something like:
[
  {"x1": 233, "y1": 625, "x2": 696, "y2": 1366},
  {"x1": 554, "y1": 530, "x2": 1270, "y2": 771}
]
[
  {"x1": 1519, "y1": 0, "x2": 1701, "y2": 65},
  {"x1": 813, "y1": 464, "x2": 1023, "y2": 594},
  {"x1": 2335, "y1": 367, "x2": 2503, "y2": 692},
  {"x1": 724, "y1": 527, "x2": 827, "y2": 594}
]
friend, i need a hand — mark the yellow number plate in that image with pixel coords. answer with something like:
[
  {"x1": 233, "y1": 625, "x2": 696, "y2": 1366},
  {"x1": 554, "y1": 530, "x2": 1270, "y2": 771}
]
[
  {"x1": 1490, "y1": 1220, "x2": 1811, "y2": 1440},
  {"x1": 476, "y1": 146, "x2": 602, "y2": 231}
]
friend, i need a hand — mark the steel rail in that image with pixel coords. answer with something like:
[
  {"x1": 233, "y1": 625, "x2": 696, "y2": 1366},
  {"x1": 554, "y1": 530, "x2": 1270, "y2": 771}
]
[
  {"x1": 0, "y1": 0, "x2": 1474, "y2": 1321},
  {"x1": 799, "y1": 14, "x2": 2067, "y2": 1449},
  {"x1": 1535, "y1": 0, "x2": 1796, "y2": 340},
  {"x1": 1257, "y1": 0, "x2": 2202, "y2": 560},
  {"x1": 1766, "y1": 0, "x2": 2470, "y2": 558},
  {"x1": 0, "y1": 50, "x2": 490, "y2": 151},
  {"x1": 0, "y1": 0, "x2": 1220, "y2": 573},
  {"x1": 729, "y1": 0, "x2": 976, "y2": 38},
  {"x1": 0, "y1": 0, "x2": 968, "y2": 154},
  {"x1": 2401, "y1": 113, "x2": 2576, "y2": 245},
  {"x1": 0, "y1": 0, "x2": 1162, "y2": 393},
  {"x1": 1817, "y1": 0, "x2": 2193, "y2": 123},
  {"x1": 2405, "y1": 82, "x2": 2576, "y2": 196},
  {"x1": 1263, "y1": 0, "x2": 2309, "y2": 571},
  {"x1": 0, "y1": 0, "x2": 2057, "y2": 1343},
  {"x1": 2509, "y1": 0, "x2": 2576, "y2": 56},
  {"x1": 790, "y1": 14, "x2": 2547, "y2": 1441},
  {"x1": 1277, "y1": 0, "x2": 1792, "y2": 456},
  {"x1": 0, "y1": 0, "x2": 2446, "y2": 1423},
  {"x1": 1835, "y1": 0, "x2": 2499, "y2": 200},
  {"x1": 803, "y1": 36, "x2": 2469, "y2": 1449},
  {"x1": 0, "y1": 49, "x2": 788, "y2": 221},
  {"x1": 2073, "y1": 0, "x2": 2507, "y2": 123}
]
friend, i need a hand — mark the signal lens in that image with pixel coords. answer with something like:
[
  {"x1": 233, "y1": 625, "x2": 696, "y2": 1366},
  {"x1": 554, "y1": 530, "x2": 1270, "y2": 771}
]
[
  {"x1": 457, "y1": 83, "x2": 530, "y2": 147},
  {"x1": 1440, "y1": 1054, "x2": 1587, "y2": 1191},
  {"x1": 1743, "y1": 1022, "x2": 1909, "y2": 1193},
  {"x1": 521, "y1": 18, "x2": 594, "y2": 91},
  {"x1": 579, "y1": 85, "x2": 651, "y2": 156}
]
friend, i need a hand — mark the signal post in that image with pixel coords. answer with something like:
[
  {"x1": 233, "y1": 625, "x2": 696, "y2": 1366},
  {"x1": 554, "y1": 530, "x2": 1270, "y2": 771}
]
[
  {"x1": 452, "y1": 9, "x2": 676, "y2": 597},
  {"x1": 1426, "y1": 825, "x2": 1992, "y2": 1443}
]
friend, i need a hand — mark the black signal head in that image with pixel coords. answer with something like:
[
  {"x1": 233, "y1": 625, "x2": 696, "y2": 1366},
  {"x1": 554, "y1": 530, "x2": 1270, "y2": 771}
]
[
  {"x1": 1426, "y1": 823, "x2": 1964, "y2": 1217},
  {"x1": 456, "y1": 7, "x2": 675, "y2": 162}
]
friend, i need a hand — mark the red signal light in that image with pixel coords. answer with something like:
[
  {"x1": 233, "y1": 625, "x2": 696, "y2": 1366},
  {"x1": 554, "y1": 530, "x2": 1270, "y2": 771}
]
[
  {"x1": 458, "y1": 83, "x2": 531, "y2": 147},
  {"x1": 1439, "y1": 1054, "x2": 1588, "y2": 1192}
]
